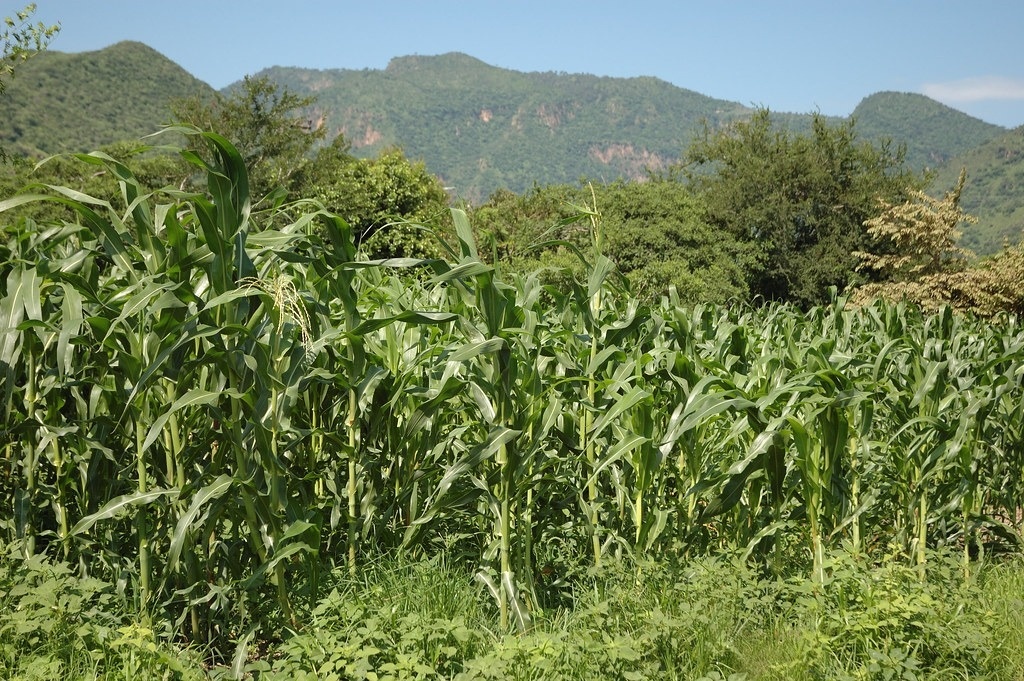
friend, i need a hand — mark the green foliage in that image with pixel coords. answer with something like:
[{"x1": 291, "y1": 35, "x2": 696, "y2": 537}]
[
  {"x1": 292, "y1": 139, "x2": 451, "y2": 258},
  {"x1": 0, "y1": 139, "x2": 192, "y2": 229},
  {"x1": 4, "y1": 546, "x2": 1024, "y2": 679},
  {"x1": 470, "y1": 178, "x2": 750, "y2": 304},
  {"x1": 684, "y1": 109, "x2": 925, "y2": 307},
  {"x1": 262, "y1": 554, "x2": 756, "y2": 680},
  {"x1": 789, "y1": 549, "x2": 1000, "y2": 679},
  {"x1": 0, "y1": 3, "x2": 60, "y2": 96},
  {"x1": 0, "y1": 41, "x2": 214, "y2": 158},
  {"x1": 259, "y1": 550, "x2": 1024, "y2": 680},
  {"x1": 980, "y1": 557, "x2": 1024, "y2": 678},
  {"x1": 598, "y1": 178, "x2": 751, "y2": 303},
  {"x1": 0, "y1": 40, "x2": 1017, "y2": 240},
  {"x1": 172, "y1": 74, "x2": 325, "y2": 200},
  {"x1": 0, "y1": 543, "x2": 203, "y2": 680},
  {"x1": 4, "y1": 137, "x2": 1024, "y2": 676}
]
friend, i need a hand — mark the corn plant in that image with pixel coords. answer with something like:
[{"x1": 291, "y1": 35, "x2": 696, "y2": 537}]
[{"x1": 4, "y1": 134, "x2": 1024, "y2": 659}]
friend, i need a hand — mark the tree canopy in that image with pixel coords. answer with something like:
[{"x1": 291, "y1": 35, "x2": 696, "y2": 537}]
[
  {"x1": 850, "y1": 169, "x2": 1024, "y2": 316},
  {"x1": 683, "y1": 109, "x2": 925, "y2": 307},
  {"x1": 172, "y1": 75, "x2": 325, "y2": 201},
  {"x1": 290, "y1": 139, "x2": 451, "y2": 258},
  {"x1": 469, "y1": 177, "x2": 751, "y2": 305}
]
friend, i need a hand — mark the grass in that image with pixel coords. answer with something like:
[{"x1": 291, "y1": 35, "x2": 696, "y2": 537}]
[{"x1": 5, "y1": 542, "x2": 1023, "y2": 680}]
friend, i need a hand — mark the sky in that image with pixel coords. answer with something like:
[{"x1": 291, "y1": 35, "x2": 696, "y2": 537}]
[{"x1": 14, "y1": 0, "x2": 1024, "y2": 128}]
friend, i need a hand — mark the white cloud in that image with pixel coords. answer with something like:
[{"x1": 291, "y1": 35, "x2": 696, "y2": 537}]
[{"x1": 921, "y1": 76, "x2": 1024, "y2": 103}]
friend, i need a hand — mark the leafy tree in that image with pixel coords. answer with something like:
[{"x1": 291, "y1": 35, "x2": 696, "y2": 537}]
[
  {"x1": 172, "y1": 75, "x2": 324, "y2": 200},
  {"x1": 684, "y1": 109, "x2": 924, "y2": 307},
  {"x1": 1, "y1": 3, "x2": 59, "y2": 162},
  {"x1": 855, "y1": 168, "x2": 975, "y2": 281},
  {"x1": 470, "y1": 178, "x2": 750, "y2": 304},
  {"x1": 850, "y1": 169, "x2": 1024, "y2": 316},
  {"x1": 291, "y1": 139, "x2": 451, "y2": 258},
  {"x1": 599, "y1": 178, "x2": 750, "y2": 303}
]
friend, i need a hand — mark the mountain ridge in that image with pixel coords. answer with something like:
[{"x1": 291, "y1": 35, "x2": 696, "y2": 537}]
[
  {"x1": 0, "y1": 40, "x2": 215, "y2": 156},
  {"x1": 0, "y1": 42, "x2": 1019, "y2": 251},
  {"x1": 247, "y1": 53, "x2": 1004, "y2": 201}
]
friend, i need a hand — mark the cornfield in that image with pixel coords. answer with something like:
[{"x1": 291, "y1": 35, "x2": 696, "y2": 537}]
[{"x1": 2, "y1": 133, "x2": 1023, "y2": 647}]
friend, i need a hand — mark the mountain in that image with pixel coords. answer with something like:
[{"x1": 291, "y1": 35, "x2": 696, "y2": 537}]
[
  {"x1": 851, "y1": 91, "x2": 1006, "y2": 172},
  {"x1": 252, "y1": 58, "x2": 1009, "y2": 202},
  {"x1": 928, "y1": 125, "x2": 1024, "y2": 255},
  {"x1": 251, "y1": 53, "x2": 764, "y2": 202},
  {"x1": 0, "y1": 41, "x2": 215, "y2": 156},
  {"x1": 0, "y1": 43, "x2": 1019, "y2": 250}
]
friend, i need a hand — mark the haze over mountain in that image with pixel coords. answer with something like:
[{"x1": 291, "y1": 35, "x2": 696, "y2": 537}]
[{"x1": 1, "y1": 41, "x2": 1020, "y2": 251}]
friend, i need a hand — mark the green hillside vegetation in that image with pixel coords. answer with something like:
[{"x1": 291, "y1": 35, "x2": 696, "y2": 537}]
[
  {"x1": 0, "y1": 41, "x2": 1017, "y2": 249},
  {"x1": 0, "y1": 40, "x2": 215, "y2": 156},
  {"x1": 0, "y1": 41, "x2": 1020, "y2": 284},
  {"x1": 852, "y1": 91, "x2": 1006, "y2": 171},
  {"x1": 469, "y1": 110, "x2": 931, "y2": 310},
  {"x1": 255, "y1": 53, "x2": 759, "y2": 202},
  {"x1": 929, "y1": 125, "x2": 1024, "y2": 255}
]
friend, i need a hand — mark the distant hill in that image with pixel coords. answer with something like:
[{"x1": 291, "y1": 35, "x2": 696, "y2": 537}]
[
  {"x1": 851, "y1": 91, "x2": 1006, "y2": 172},
  {"x1": 252, "y1": 53, "x2": 764, "y2": 202},
  {"x1": 0, "y1": 43, "x2": 1018, "y2": 251},
  {"x1": 253, "y1": 58, "x2": 1010, "y2": 202},
  {"x1": 0, "y1": 41, "x2": 215, "y2": 156},
  {"x1": 929, "y1": 125, "x2": 1024, "y2": 255}
]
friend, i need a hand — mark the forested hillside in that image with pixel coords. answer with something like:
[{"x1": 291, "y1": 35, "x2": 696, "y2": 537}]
[
  {"x1": 0, "y1": 42, "x2": 1020, "y2": 253},
  {"x1": 252, "y1": 53, "x2": 761, "y2": 201},
  {"x1": 0, "y1": 43, "x2": 1010, "y2": 202},
  {"x1": 852, "y1": 91, "x2": 1006, "y2": 171},
  {"x1": 930, "y1": 125, "x2": 1024, "y2": 255},
  {"x1": 0, "y1": 41, "x2": 215, "y2": 155}
]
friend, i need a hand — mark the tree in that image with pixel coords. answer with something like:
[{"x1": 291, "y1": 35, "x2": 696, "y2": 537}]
[
  {"x1": 599, "y1": 178, "x2": 751, "y2": 304},
  {"x1": 1, "y1": 4, "x2": 59, "y2": 162},
  {"x1": 849, "y1": 169, "x2": 1024, "y2": 316},
  {"x1": 469, "y1": 178, "x2": 751, "y2": 305},
  {"x1": 855, "y1": 168, "x2": 974, "y2": 281},
  {"x1": 684, "y1": 109, "x2": 923, "y2": 307},
  {"x1": 172, "y1": 75, "x2": 324, "y2": 200},
  {"x1": 291, "y1": 141, "x2": 451, "y2": 258}
]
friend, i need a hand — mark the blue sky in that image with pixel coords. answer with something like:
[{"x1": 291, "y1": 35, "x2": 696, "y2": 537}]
[{"x1": 17, "y1": 0, "x2": 1024, "y2": 128}]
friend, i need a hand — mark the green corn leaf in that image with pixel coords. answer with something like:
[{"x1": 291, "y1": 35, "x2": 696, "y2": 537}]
[
  {"x1": 589, "y1": 386, "x2": 651, "y2": 441},
  {"x1": 450, "y1": 207, "x2": 478, "y2": 261},
  {"x1": 448, "y1": 337, "x2": 505, "y2": 362},
  {"x1": 69, "y1": 489, "x2": 179, "y2": 536},
  {"x1": 587, "y1": 253, "x2": 616, "y2": 300},
  {"x1": 166, "y1": 475, "x2": 235, "y2": 572},
  {"x1": 141, "y1": 389, "x2": 225, "y2": 454}
]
